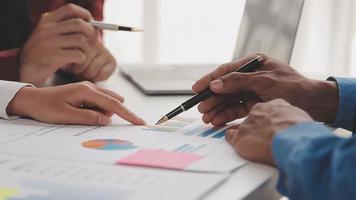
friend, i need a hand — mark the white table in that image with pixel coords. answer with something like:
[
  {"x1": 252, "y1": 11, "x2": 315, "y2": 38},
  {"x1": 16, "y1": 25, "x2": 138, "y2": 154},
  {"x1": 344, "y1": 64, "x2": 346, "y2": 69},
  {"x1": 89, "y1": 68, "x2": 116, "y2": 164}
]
[{"x1": 96, "y1": 73, "x2": 281, "y2": 200}]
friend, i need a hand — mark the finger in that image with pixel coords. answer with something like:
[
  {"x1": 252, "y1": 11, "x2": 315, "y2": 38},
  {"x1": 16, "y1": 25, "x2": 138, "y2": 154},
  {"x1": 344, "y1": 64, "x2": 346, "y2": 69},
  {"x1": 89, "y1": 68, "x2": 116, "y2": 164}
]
[
  {"x1": 202, "y1": 104, "x2": 228, "y2": 124},
  {"x1": 59, "y1": 34, "x2": 91, "y2": 54},
  {"x1": 104, "y1": 112, "x2": 115, "y2": 117},
  {"x1": 82, "y1": 53, "x2": 109, "y2": 81},
  {"x1": 192, "y1": 53, "x2": 267, "y2": 93},
  {"x1": 209, "y1": 71, "x2": 263, "y2": 94},
  {"x1": 80, "y1": 105, "x2": 114, "y2": 116},
  {"x1": 73, "y1": 81, "x2": 124, "y2": 103},
  {"x1": 57, "y1": 49, "x2": 86, "y2": 66},
  {"x1": 92, "y1": 59, "x2": 116, "y2": 82},
  {"x1": 198, "y1": 95, "x2": 224, "y2": 113},
  {"x1": 211, "y1": 106, "x2": 248, "y2": 127},
  {"x1": 96, "y1": 88, "x2": 124, "y2": 103},
  {"x1": 231, "y1": 125, "x2": 250, "y2": 146},
  {"x1": 82, "y1": 88, "x2": 145, "y2": 125},
  {"x1": 82, "y1": 47, "x2": 112, "y2": 81},
  {"x1": 62, "y1": 106, "x2": 111, "y2": 126},
  {"x1": 69, "y1": 54, "x2": 97, "y2": 75},
  {"x1": 44, "y1": 3, "x2": 93, "y2": 23},
  {"x1": 225, "y1": 128, "x2": 238, "y2": 145},
  {"x1": 56, "y1": 18, "x2": 96, "y2": 40},
  {"x1": 226, "y1": 128, "x2": 247, "y2": 147}
]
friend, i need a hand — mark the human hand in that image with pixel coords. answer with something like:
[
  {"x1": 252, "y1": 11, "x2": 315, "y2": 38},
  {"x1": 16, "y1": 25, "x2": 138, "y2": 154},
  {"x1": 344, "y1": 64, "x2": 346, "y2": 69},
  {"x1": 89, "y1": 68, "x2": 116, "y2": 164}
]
[
  {"x1": 19, "y1": 4, "x2": 97, "y2": 86},
  {"x1": 225, "y1": 99, "x2": 313, "y2": 166},
  {"x1": 6, "y1": 81, "x2": 145, "y2": 126},
  {"x1": 192, "y1": 53, "x2": 338, "y2": 126},
  {"x1": 62, "y1": 40, "x2": 116, "y2": 82}
]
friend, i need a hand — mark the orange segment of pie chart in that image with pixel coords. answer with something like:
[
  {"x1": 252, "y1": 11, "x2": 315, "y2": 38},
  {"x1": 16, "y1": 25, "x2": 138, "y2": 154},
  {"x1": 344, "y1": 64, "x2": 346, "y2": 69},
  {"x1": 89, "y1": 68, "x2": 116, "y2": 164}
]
[{"x1": 82, "y1": 140, "x2": 107, "y2": 149}]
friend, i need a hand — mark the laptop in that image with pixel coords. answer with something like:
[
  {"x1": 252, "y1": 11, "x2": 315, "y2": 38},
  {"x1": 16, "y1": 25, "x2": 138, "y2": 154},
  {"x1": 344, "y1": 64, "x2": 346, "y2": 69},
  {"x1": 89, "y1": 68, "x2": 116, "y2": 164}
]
[{"x1": 120, "y1": 0, "x2": 305, "y2": 95}]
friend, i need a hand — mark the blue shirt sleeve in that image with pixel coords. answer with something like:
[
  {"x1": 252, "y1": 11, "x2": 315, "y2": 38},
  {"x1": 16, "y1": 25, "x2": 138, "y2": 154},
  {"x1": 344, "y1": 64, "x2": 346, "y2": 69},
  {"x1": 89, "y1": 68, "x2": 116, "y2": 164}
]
[
  {"x1": 273, "y1": 122, "x2": 356, "y2": 200},
  {"x1": 328, "y1": 77, "x2": 356, "y2": 131}
]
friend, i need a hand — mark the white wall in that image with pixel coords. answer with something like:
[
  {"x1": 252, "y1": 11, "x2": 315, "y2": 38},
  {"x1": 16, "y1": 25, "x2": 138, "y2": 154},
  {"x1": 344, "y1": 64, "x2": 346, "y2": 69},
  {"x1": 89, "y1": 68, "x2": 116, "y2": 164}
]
[{"x1": 104, "y1": 0, "x2": 244, "y2": 64}]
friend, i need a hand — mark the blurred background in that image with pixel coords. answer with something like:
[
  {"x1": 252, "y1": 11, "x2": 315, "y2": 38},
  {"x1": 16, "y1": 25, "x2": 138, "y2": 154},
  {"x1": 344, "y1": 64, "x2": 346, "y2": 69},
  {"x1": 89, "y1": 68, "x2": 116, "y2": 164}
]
[{"x1": 104, "y1": 0, "x2": 356, "y2": 78}]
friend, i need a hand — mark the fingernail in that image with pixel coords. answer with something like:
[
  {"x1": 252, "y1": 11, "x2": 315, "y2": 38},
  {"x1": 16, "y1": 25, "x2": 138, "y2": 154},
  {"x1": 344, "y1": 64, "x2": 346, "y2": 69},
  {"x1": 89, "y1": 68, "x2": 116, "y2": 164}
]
[{"x1": 210, "y1": 79, "x2": 223, "y2": 90}]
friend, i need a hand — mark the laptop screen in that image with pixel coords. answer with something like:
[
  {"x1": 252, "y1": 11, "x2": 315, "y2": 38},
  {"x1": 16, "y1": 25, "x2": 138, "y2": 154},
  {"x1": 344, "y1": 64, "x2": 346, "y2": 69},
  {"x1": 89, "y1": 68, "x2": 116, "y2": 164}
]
[{"x1": 233, "y1": 0, "x2": 304, "y2": 64}]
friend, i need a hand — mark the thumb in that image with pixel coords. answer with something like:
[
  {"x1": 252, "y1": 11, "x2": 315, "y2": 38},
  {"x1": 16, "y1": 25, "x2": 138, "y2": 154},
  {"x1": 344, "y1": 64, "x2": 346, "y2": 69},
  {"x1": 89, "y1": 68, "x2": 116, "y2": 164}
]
[{"x1": 209, "y1": 72, "x2": 261, "y2": 94}]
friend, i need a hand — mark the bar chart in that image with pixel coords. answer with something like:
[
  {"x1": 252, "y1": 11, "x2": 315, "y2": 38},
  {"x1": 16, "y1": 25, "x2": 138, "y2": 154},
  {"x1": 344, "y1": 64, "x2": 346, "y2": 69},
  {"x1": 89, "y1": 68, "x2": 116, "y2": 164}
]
[{"x1": 143, "y1": 117, "x2": 227, "y2": 139}]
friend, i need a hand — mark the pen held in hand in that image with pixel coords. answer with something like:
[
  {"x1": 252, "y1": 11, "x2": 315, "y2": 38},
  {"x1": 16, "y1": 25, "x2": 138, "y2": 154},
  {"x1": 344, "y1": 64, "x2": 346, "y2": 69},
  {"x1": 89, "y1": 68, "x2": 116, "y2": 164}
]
[
  {"x1": 155, "y1": 56, "x2": 264, "y2": 125},
  {"x1": 90, "y1": 20, "x2": 144, "y2": 32}
]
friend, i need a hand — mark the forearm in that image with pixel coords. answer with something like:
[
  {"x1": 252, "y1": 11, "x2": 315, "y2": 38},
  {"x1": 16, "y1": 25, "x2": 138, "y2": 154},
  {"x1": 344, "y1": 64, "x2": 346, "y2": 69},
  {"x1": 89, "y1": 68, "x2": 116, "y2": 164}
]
[{"x1": 273, "y1": 122, "x2": 356, "y2": 200}]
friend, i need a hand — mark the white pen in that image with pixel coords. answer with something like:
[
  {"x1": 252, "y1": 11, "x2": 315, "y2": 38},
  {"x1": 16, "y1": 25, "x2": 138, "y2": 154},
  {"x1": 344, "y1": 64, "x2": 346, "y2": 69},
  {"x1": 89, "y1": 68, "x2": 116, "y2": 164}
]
[{"x1": 89, "y1": 20, "x2": 143, "y2": 32}]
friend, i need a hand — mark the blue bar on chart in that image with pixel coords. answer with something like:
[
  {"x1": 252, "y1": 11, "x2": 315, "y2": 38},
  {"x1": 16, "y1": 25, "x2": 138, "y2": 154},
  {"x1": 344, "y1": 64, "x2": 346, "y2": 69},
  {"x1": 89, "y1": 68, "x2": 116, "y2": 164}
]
[
  {"x1": 174, "y1": 144, "x2": 192, "y2": 152},
  {"x1": 184, "y1": 125, "x2": 210, "y2": 136},
  {"x1": 173, "y1": 144, "x2": 207, "y2": 153},
  {"x1": 199, "y1": 128, "x2": 218, "y2": 137},
  {"x1": 212, "y1": 130, "x2": 226, "y2": 139}
]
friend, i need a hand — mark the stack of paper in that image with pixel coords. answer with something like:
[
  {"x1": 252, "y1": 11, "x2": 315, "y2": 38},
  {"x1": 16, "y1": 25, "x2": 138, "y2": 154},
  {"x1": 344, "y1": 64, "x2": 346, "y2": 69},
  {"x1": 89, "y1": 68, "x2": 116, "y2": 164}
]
[{"x1": 0, "y1": 116, "x2": 246, "y2": 200}]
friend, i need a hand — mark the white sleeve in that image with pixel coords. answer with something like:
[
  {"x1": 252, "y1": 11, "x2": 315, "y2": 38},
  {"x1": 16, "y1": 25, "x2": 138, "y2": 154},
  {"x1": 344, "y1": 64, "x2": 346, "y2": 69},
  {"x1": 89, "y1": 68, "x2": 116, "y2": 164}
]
[{"x1": 0, "y1": 80, "x2": 34, "y2": 119}]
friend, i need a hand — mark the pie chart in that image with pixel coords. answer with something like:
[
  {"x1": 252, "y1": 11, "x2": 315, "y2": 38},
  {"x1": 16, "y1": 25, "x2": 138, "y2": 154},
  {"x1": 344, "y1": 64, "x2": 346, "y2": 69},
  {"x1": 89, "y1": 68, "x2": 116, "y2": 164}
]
[{"x1": 82, "y1": 139, "x2": 137, "y2": 151}]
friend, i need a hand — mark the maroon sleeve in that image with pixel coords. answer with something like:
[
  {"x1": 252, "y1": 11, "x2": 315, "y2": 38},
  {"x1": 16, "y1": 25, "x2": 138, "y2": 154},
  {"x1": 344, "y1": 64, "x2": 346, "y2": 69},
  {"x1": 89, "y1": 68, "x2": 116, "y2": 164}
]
[
  {"x1": 68, "y1": 0, "x2": 105, "y2": 38},
  {"x1": 0, "y1": 49, "x2": 20, "y2": 81},
  {"x1": 62, "y1": 0, "x2": 104, "y2": 21}
]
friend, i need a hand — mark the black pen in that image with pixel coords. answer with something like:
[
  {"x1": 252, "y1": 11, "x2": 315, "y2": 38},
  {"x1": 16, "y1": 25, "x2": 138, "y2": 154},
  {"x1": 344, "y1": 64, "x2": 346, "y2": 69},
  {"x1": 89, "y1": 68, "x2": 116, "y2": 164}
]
[{"x1": 155, "y1": 56, "x2": 264, "y2": 125}]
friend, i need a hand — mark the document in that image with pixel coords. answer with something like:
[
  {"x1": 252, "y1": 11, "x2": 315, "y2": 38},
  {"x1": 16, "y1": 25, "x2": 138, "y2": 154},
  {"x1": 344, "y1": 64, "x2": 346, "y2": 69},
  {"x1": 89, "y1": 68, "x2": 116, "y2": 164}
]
[
  {"x1": 0, "y1": 118, "x2": 246, "y2": 173},
  {"x1": 0, "y1": 117, "x2": 246, "y2": 173},
  {"x1": 0, "y1": 154, "x2": 228, "y2": 200}
]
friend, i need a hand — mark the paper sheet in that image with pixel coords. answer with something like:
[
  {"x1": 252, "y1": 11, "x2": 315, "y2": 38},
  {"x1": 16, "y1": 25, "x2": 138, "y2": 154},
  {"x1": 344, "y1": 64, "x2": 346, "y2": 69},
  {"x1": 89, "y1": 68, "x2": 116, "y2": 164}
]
[
  {"x1": 0, "y1": 154, "x2": 228, "y2": 200},
  {"x1": 0, "y1": 117, "x2": 246, "y2": 173}
]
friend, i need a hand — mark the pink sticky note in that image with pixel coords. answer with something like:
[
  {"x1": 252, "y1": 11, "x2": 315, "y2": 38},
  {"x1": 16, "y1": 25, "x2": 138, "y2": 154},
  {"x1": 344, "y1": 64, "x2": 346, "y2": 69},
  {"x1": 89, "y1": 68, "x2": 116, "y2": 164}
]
[{"x1": 117, "y1": 149, "x2": 203, "y2": 170}]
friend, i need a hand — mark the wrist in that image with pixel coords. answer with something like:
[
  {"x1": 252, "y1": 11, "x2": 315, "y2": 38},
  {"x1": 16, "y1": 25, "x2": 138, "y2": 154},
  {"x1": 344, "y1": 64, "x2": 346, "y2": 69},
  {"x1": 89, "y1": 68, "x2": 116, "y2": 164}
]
[
  {"x1": 303, "y1": 80, "x2": 338, "y2": 123},
  {"x1": 6, "y1": 87, "x2": 38, "y2": 118}
]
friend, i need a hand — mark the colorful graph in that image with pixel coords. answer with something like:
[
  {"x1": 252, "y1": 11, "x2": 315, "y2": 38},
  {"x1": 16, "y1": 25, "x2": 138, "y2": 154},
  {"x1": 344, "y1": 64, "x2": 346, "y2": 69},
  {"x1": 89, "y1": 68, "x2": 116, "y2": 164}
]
[
  {"x1": 143, "y1": 117, "x2": 227, "y2": 139},
  {"x1": 184, "y1": 126, "x2": 226, "y2": 139},
  {"x1": 82, "y1": 139, "x2": 137, "y2": 151},
  {"x1": 143, "y1": 117, "x2": 199, "y2": 133}
]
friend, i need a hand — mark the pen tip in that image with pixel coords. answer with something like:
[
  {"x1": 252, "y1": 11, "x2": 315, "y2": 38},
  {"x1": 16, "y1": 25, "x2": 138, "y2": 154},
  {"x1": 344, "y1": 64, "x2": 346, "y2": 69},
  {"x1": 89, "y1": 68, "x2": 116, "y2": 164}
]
[
  {"x1": 132, "y1": 28, "x2": 144, "y2": 32},
  {"x1": 155, "y1": 116, "x2": 169, "y2": 125}
]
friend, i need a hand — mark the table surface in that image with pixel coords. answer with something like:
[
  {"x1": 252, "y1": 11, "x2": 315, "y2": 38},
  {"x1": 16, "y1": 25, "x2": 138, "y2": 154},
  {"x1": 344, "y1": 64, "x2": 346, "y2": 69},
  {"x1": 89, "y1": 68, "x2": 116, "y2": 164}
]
[{"x1": 95, "y1": 72, "x2": 280, "y2": 200}]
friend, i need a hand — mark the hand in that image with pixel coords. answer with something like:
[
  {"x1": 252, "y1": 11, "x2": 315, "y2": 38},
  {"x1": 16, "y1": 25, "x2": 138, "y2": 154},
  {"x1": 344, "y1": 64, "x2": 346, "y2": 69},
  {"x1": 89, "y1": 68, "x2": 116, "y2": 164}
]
[
  {"x1": 62, "y1": 41, "x2": 116, "y2": 82},
  {"x1": 225, "y1": 99, "x2": 313, "y2": 166},
  {"x1": 6, "y1": 81, "x2": 145, "y2": 126},
  {"x1": 19, "y1": 4, "x2": 97, "y2": 86},
  {"x1": 192, "y1": 53, "x2": 338, "y2": 126}
]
